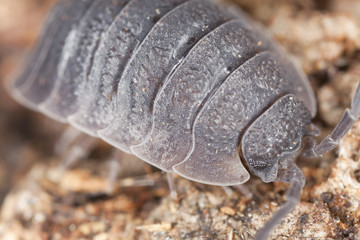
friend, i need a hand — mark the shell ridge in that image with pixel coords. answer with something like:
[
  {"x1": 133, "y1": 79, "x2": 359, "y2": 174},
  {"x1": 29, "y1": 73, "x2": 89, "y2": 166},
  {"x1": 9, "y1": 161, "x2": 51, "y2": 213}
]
[
  {"x1": 98, "y1": 0, "x2": 237, "y2": 151},
  {"x1": 18, "y1": 0, "x2": 98, "y2": 106},
  {"x1": 173, "y1": 51, "x2": 293, "y2": 185},
  {"x1": 10, "y1": 1, "x2": 70, "y2": 110},
  {"x1": 67, "y1": 0, "x2": 192, "y2": 135},
  {"x1": 12, "y1": 0, "x2": 66, "y2": 91},
  {"x1": 130, "y1": 19, "x2": 270, "y2": 171},
  {"x1": 39, "y1": 0, "x2": 131, "y2": 121}
]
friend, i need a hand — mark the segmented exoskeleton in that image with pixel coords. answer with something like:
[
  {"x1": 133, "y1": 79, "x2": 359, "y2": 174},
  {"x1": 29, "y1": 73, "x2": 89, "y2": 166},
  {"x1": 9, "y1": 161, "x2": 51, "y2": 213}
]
[{"x1": 9, "y1": 0, "x2": 360, "y2": 239}]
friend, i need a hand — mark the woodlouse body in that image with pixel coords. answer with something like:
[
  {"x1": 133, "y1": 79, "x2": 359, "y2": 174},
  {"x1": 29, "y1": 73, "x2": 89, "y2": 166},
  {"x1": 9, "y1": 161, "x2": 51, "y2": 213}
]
[
  {"x1": 9, "y1": 0, "x2": 317, "y2": 186},
  {"x1": 10, "y1": 0, "x2": 360, "y2": 239}
]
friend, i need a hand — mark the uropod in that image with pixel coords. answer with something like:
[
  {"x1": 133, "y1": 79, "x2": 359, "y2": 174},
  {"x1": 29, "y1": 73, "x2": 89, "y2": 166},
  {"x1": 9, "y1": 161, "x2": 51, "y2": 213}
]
[{"x1": 6, "y1": 0, "x2": 360, "y2": 239}]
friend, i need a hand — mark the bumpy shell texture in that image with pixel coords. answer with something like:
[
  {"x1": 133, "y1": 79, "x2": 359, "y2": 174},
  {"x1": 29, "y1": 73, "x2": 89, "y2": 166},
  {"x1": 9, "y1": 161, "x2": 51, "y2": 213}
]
[{"x1": 9, "y1": 0, "x2": 316, "y2": 186}]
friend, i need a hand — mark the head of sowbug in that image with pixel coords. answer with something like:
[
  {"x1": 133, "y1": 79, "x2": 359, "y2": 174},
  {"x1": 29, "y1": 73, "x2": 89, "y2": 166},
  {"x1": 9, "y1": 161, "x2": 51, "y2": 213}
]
[{"x1": 241, "y1": 94, "x2": 311, "y2": 183}]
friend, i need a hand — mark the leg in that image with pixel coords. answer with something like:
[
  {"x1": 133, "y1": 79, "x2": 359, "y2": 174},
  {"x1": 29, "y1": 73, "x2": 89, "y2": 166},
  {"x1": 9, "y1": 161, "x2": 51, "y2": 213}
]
[
  {"x1": 255, "y1": 164, "x2": 305, "y2": 240},
  {"x1": 54, "y1": 126, "x2": 83, "y2": 155},
  {"x1": 233, "y1": 184, "x2": 253, "y2": 199},
  {"x1": 106, "y1": 150, "x2": 124, "y2": 193},
  {"x1": 222, "y1": 184, "x2": 252, "y2": 199},
  {"x1": 118, "y1": 176, "x2": 155, "y2": 187},
  {"x1": 303, "y1": 82, "x2": 360, "y2": 158},
  {"x1": 59, "y1": 135, "x2": 97, "y2": 171},
  {"x1": 166, "y1": 172, "x2": 178, "y2": 199},
  {"x1": 221, "y1": 186, "x2": 233, "y2": 196}
]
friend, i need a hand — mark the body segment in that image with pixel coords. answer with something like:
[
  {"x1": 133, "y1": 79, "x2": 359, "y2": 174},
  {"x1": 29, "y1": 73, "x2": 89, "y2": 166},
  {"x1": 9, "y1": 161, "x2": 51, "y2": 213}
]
[
  {"x1": 98, "y1": 0, "x2": 238, "y2": 150},
  {"x1": 68, "y1": 0, "x2": 189, "y2": 135},
  {"x1": 40, "y1": 0, "x2": 129, "y2": 121},
  {"x1": 173, "y1": 52, "x2": 296, "y2": 184},
  {"x1": 131, "y1": 20, "x2": 276, "y2": 171},
  {"x1": 14, "y1": 0, "x2": 96, "y2": 108}
]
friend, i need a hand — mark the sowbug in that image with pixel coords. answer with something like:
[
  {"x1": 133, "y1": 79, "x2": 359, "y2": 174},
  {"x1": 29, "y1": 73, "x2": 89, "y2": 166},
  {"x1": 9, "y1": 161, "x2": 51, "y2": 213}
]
[{"x1": 6, "y1": 0, "x2": 360, "y2": 239}]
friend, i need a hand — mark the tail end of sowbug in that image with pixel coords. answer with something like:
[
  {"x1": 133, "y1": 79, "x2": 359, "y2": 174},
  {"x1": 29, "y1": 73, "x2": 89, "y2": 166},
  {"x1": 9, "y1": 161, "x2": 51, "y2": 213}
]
[{"x1": 4, "y1": 67, "x2": 38, "y2": 112}]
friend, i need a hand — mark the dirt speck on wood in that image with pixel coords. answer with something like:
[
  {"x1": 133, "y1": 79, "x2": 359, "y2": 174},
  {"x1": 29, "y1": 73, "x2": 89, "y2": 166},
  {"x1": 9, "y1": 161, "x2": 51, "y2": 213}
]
[{"x1": 1, "y1": 0, "x2": 360, "y2": 239}]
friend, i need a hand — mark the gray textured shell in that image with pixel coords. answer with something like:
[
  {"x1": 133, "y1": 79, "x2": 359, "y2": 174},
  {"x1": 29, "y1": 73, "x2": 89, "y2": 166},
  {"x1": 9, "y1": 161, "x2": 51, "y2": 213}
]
[{"x1": 9, "y1": 0, "x2": 317, "y2": 186}]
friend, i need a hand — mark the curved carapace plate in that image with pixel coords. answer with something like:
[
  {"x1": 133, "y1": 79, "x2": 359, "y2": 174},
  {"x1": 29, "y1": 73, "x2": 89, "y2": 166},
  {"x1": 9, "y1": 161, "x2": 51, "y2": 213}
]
[
  {"x1": 98, "y1": 0, "x2": 238, "y2": 150},
  {"x1": 39, "y1": 0, "x2": 129, "y2": 122},
  {"x1": 173, "y1": 51, "x2": 299, "y2": 185},
  {"x1": 131, "y1": 19, "x2": 276, "y2": 171},
  {"x1": 68, "y1": 0, "x2": 190, "y2": 136},
  {"x1": 8, "y1": 0, "x2": 316, "y2": 186},
  {"x1": 12, "y1": 0, "x2": 96, "y2": 110}
]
